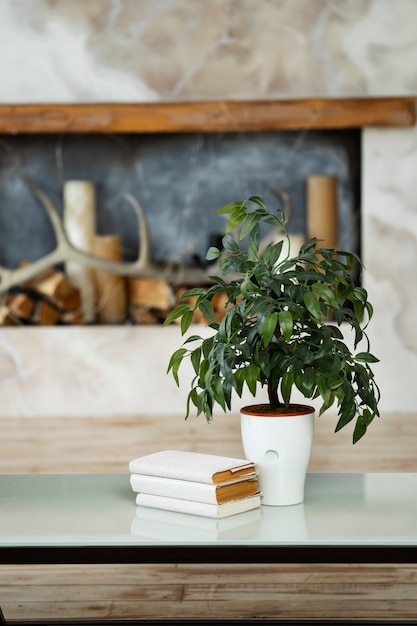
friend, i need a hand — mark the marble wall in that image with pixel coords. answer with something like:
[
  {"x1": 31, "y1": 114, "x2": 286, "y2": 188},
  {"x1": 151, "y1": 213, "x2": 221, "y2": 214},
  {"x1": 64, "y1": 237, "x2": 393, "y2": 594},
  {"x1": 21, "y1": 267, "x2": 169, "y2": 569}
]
[
  {"x1": 1, "y1": 0, "x2": 417, "y2": 103},
  {"x1": 0, "y1": 0, "x2": 416, "y2": 419}
]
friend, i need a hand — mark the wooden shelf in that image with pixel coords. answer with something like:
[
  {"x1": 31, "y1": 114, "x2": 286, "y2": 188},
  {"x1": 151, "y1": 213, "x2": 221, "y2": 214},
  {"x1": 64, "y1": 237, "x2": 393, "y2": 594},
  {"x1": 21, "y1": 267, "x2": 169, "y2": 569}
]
[{"x1": 0, "y1": 97, "x2": 414, "y2": 134}]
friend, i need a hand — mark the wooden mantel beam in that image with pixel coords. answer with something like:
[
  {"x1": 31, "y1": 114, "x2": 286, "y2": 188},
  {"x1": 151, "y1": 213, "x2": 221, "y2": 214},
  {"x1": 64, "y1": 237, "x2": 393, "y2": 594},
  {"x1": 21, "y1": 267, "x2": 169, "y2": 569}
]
[{"x1": 0, "y1": 97, "x2": 414, "y2": 134}]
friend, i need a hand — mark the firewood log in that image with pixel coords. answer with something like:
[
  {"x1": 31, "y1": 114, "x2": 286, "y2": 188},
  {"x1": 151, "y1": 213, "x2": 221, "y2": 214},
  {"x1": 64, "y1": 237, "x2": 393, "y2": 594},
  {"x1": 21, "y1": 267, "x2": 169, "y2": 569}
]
[
  {"x1": 129, "y1": 277, "x2": 175, "y2": 311},
  {"x1": 6, "y1": 293, "x2": 35, "y2": 320},
  {"x1": 63, "y1": 180, "x2": 97, "y2": 322},
  {"x1": 61, "y1": 310, "x2": 85, "y2": 325},
  {"x1": 0, "y1": 305, "x2": 19, "y2": 325},
  {"x1": 21, "y1": 265, "x2": 81, "y2": 311},
  {"x1": 130, "y1": 305, "x2": 160, "y2": 324},
  {"x1": 32, "y1": 299, "x2": 61, "y2": 325},
  {"x1": 92, "y1": 235, "x2": 127, "y2": 323}
]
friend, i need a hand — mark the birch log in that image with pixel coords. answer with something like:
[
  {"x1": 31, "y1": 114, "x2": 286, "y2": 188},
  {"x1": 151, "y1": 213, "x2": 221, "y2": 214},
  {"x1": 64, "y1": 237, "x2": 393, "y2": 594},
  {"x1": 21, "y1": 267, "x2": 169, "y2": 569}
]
[
  {"x1": 306, "y1": 175, "x2": 339, "y2": 249},
  {"x1": 63, "y1": 181, "x2": 97, "y2": 322},
  {"x1": 92, "y1": 234, "x2": 127, "y2": 323}
]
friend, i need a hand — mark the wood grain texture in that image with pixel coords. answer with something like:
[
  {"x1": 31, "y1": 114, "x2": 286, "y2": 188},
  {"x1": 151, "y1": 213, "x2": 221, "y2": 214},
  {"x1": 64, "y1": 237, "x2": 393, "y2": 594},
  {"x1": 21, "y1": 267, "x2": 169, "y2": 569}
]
[
  {"x1": 0, "y1": 412, "x2": 415, "y2": 474},
  {"x1": 1, "y1": 563, "x2": 417, "y2": 621},
  {"x1": 0, "y1": 97, "x2": 414, "y2": 134}
]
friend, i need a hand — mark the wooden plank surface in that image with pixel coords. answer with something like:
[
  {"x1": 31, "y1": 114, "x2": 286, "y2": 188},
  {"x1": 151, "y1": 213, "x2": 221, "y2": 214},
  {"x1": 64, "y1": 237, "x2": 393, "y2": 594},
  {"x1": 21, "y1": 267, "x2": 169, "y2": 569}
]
[
  {"x1": 1, "y1": 563, "x2": 417, "y2": 621},
  {"x1": 0, "y1": 412, "x2": 415, "y2": 474},
  {"x1": 0, "y1": 97, "x2": 414, "y2": 134}
]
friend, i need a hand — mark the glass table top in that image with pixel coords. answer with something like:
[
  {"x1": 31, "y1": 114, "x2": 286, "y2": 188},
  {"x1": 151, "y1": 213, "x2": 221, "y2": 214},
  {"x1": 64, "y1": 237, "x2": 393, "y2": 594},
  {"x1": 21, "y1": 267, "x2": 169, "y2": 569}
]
[{"x1": 1, "y1": 473, "x2": 416, "y2": 549}]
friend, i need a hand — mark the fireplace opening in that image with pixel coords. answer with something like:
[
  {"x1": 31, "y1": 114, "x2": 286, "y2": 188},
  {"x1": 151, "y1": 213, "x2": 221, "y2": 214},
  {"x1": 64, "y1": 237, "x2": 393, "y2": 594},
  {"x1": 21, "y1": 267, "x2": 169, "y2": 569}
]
[{"x1": 0, "y1": 128, "x2": 361, "y2": 326}]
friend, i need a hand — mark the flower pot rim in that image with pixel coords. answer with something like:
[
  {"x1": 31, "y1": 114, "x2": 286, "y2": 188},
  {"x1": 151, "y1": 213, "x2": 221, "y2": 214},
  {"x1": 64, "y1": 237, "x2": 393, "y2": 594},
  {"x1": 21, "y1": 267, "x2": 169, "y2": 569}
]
[{"x1": 240, "y1": 403, "x2": 315, "y2": 417}]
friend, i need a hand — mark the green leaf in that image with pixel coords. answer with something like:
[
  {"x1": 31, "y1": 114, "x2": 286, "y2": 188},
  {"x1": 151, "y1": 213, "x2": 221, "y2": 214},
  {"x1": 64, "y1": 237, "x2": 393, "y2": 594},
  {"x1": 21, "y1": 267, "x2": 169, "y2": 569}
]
[
  {"x1": 335, "y1": 388, "x2": 356, "y2": 431},
  {"x1": 206, "y1": 246, "x2": 221, "y2": 261},
  {"x1": 304, "y1": 291, "x2": 321, "y2": 321},
  {"x1": 240, "y1": 213, "x2": 260, "y2": 239},
  {"x1": 247, "y1": 195, "x2": 267, "y2": 208},
  {"x1": 216, "y1": 201, "x2": 244, "y2": 215},
  {"x1": 241, "y1": 274, "x2": 261, "y2": 299},
  {"x1": 167, "y1": 348, "x2": 187, "y2": 385},
  {"x1": 281, "y1": 370, "x2": 294, "y2": 406},
  {"x1": 300, "y1": 367, "x2": 316, "y2": 396},
  {"x1": 246, "y1": 363, "x2": 259, "y2": 396},
  {"x1": 225, "y1": 210, "x2": 246, "y2": 234},
  {"x1": 353, "y1": 299, "x2": 365, "y2": 324},
  {"x1": 316, "y1": 373, "x2": 332, "y2": 407},
  {"x1": 220, "y1": 255, "x2": 247, "y2": 276},
  {"x1": 180, "y1": 309, "x2": 194, "y2": 334},
  {"x1": 219, "y1": 308, "x2": 234, "y2": 340},
  {"x1": 352, "y1": 409, "x2": 375, "y2": 444},
  {"x1": 355, "y1": 352, "x2": 379, "y2": 364},
  {"x1": 183, "y1": 334, "x2": 203, "y2": 344},
  {"x1": 180, "y1": 287, "x2": 208, "y2": 298},
  {"x1": 213, "y1": 376, "x2": 227, "y2": 411},
  {"x1": 353, "y1": 417, "x2": 367, "y2": 444},
  {"x1": 197, "y1": 357, "x2": 210, "y2": 386},
  {"x1": 190, "y1": 347, "x2": 202, "y2": 376},
  {"x1": 198, "y1": 299, "x2": 217, "y2": 324},
  {"x1": 278, "y1": 310, "x2": 293, "y2": 341},
  {"x1": 209, "y1": 275, "x2": 227, "y2": 286},
  {"x1": 353, "y1": 287, "x2": 368, "y2": 303},
  {"x1": 354, "y1": 361, "x2": 370, "y2": 387},
  {"x1": 300, "y1": 238, "x2": 320, "y2": 255},
  {"x1": 163, "y1": 303, "x2": 192, "y2": 326},
  {"x1": 202, "y1": 335, "x2": 214, "y2": 359},
  {"x1": 268, "y1": 240, "x2": 284, "y2": 267},
  {"x1": 327, "y1": 325, "x2": 344, "y2": 339},
  {"x1": 185, "y1": 388, "x2": 198, "y2": 419},
  {"x1": 319, "y1": 390, "x2": 335, "y2": 415},
  {"x1": 248, "y1": 224, "x2": 261, "y2": 259},
  {"x1": 234, "y1": 367, "x2": 246, "y2": 396},
  {"x1": 222, "y1": 233, "x2": 239, "y2": 251},
  {"x1": 365, "y1": 301, "x2": 374, "y2": 320},
  {"x1": 312, "y1": 282, "x2": 336, "y2": 304},
  {"x1": 263, "y1": 312, "x2": 279, "y2": 347}
]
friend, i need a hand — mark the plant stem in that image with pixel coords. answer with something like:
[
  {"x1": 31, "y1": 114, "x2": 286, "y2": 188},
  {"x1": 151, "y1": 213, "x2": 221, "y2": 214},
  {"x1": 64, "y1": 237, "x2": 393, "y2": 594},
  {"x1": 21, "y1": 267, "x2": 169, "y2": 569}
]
[{"x1": 268, "y1": 384, "x2": 281, "y2": 409}]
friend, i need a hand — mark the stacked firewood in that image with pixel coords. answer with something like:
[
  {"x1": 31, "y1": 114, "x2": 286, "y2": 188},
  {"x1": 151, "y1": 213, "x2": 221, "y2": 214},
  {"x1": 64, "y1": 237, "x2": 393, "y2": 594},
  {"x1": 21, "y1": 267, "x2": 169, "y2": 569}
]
[
  {"x1": 129, "y1": 278, "x2": 230, "y2": 325},
  {"x1": 0, "y1": 266, "x2": 83, "y2": 326},
  {"x1": 0, "y1": 266, "x2": 230, "y2": 326}
]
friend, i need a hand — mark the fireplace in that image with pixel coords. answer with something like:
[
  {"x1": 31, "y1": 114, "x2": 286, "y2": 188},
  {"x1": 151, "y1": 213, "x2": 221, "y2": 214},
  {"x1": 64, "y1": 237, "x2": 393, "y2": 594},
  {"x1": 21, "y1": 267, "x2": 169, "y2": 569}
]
[
  {"x1": 0, "y1": 97, "x2": 415, "y2": 417},
  {"x1": 0, "y1": 97, "x2": 411, "y2": 327}
]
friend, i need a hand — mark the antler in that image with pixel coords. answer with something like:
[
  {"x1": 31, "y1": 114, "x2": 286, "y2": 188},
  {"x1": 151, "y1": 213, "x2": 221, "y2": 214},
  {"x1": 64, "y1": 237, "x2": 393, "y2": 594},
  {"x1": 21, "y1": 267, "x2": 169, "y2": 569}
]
[{"x1": 0, "y1": 176, "x2": 215, "y2": 294}]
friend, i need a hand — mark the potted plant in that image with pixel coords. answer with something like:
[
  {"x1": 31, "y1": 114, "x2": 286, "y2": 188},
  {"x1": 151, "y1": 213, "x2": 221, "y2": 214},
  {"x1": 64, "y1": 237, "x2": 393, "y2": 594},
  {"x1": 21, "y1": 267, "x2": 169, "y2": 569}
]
[{"x1": 164, "y1": 196, "x2": 380, "y2": 505}]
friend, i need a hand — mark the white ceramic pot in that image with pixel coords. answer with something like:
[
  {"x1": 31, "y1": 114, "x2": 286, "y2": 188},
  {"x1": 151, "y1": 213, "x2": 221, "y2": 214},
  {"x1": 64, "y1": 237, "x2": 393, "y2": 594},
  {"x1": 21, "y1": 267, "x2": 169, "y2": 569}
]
[{"x1": 240, "y1": 404, "x2": 314, "y2": 506}]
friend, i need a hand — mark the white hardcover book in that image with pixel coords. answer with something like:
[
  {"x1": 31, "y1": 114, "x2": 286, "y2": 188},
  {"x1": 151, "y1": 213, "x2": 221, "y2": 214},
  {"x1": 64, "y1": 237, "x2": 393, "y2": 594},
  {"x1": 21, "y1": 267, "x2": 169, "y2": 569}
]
[
  {"x1": 135, "y1": 492, "x2": 261, "y2": 519},
  {"x1": 130, "y1": 473, "x2": 259, "y2": 505},
  {"x1": 129, "y1": 450, "x2": 255, "y2": 484}
]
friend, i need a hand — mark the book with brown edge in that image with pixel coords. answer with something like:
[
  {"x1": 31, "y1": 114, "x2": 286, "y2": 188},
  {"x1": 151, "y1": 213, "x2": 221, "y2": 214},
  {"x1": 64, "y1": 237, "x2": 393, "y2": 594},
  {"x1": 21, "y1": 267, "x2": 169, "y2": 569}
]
[
  {"x1": 129, "y1": 450, "x2": 255, "y2": 485},
  {"x1": 135, "y1": 492, "x2": 261, "y2": 519},
  {"x1": 130, "y1": 472, "x2": 259, "y2": 505}
]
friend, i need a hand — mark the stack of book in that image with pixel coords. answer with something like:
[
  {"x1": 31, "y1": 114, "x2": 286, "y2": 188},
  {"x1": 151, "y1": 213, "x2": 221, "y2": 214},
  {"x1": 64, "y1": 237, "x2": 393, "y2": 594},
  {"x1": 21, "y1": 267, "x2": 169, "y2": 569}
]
[{"x1": 129, "y1": 449, "x2": 261, "y2": 519}]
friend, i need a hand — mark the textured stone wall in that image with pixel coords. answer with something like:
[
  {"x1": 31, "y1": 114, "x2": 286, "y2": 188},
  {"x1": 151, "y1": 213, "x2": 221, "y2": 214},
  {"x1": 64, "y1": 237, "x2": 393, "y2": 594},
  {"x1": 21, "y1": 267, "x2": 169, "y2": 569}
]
[{"x1": 1, "y1": 0, "x2": 416, "y2": 103}]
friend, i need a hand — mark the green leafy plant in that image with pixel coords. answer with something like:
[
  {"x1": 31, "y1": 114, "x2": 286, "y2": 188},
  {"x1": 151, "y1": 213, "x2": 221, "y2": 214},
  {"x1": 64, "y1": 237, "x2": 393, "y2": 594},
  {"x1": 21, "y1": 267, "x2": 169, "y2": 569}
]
[{"x1": 164, "y1": 196, "x2": 380, "y2": 443}]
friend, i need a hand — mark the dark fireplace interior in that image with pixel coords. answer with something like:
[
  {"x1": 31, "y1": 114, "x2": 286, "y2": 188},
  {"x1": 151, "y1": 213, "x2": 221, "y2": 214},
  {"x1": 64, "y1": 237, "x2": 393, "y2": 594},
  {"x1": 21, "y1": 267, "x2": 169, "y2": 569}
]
[{"x1": 0, "y1": 128, "x2": 361, "y2": 325}]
